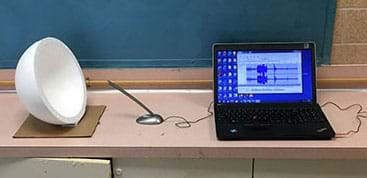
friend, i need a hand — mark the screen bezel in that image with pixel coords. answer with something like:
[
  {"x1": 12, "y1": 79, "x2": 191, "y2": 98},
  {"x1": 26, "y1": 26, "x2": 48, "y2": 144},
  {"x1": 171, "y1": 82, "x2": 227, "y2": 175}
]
[{"x1": 213, "y1": 42, "x2": 317, "y2": 106}]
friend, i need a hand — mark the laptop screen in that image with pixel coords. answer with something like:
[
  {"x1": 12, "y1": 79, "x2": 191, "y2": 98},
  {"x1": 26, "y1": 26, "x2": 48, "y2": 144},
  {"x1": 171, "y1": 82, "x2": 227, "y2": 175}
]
[{"x1": 216, "y1": 48, "x2": 313, "y2": 103}]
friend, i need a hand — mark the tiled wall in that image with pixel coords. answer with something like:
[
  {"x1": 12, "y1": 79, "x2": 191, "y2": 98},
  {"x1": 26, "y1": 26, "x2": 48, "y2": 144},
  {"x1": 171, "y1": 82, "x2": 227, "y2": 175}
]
[{"x1": 331, "y1": 0, "x2": 367, "y2": 64}]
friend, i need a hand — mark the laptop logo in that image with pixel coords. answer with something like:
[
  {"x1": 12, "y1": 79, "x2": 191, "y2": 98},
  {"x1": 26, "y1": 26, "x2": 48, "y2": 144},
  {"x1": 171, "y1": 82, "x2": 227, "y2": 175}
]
[
  {"x1": 317, "y1": 128, "x2": 327, "y2": 133},
  {"x1": 229, "y1": 128, "x2": 238, "y2": 134}
]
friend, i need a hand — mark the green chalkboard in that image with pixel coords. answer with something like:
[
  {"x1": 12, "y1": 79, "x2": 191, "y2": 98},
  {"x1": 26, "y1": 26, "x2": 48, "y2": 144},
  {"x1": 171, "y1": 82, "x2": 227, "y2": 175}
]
[{"x1": 0, "y1": 0, "x2": 336, "y2": 68}]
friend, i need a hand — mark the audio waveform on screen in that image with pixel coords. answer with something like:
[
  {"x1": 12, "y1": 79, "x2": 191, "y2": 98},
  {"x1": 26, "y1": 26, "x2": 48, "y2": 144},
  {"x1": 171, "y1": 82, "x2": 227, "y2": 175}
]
[
  {"x1": 246, "y1": 64, "x2": 298, "y2": 73},
  {"x1": 245, "y1": 64, "x2": 300, "y2": 85}
]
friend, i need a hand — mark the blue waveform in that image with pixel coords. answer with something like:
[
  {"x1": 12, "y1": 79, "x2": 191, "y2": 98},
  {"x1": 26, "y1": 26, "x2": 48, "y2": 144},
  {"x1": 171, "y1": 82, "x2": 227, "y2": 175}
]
[
  {"x1": 257, "y1": 75, "x2": 268, "y2": 84},
  {"x1": 245, "y1": 64, "x2": 298, "y2": 85},
  {"x1": 246, "y1": 64, "x2": 297, "y2": 73},
  {"x1": 247, "y1": 77, "x2": 298, "y2": 85},
  {"x1": 257, "y1": 64, "x2": 267, "y2": 73}
]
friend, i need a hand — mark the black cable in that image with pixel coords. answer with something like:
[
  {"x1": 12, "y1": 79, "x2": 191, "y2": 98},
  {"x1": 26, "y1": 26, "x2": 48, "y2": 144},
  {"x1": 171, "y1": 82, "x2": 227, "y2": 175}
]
[
  {"x1": 321, "y1": 101, "x2": 365, "y2": 137},
  {"x1": 358, "y1": 111, "x2": 367, "y2": 115},
  {"x1": 321, "y1": 102, "x2": 363, "y2": 113},
  {"x1": 164, "y1": 101, "x2": 214, "y2": 128},
  {"x1": 335, "y1": 115, "x2": 362, "y2": 137}
]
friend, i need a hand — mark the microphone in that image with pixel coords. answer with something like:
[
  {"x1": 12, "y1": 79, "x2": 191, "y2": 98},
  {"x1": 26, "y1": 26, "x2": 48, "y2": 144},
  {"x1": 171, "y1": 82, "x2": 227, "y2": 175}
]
[{"x1": 107, "y1": 80, "x2": 164, "y2": 125}]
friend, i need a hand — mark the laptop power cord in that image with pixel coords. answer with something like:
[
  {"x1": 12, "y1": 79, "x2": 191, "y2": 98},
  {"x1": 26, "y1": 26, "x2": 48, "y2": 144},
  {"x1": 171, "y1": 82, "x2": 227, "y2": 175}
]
[
  {"x1": 164, "y1": 101, "x2": 214, "y2": 128},
  {"x1": 321, "y1": 101, "x2": 367, "y2": 138}
]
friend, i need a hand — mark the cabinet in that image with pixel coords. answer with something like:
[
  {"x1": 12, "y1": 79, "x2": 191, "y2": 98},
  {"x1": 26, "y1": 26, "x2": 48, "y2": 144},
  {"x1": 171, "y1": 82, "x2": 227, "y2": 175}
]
[
  {"x1": 112, "y1": 158, "x2": 252, "y2": 178},
  {"x1": 254, "y1": 160, "x2": 367, "y2": 178},
  {"x1": 0, "y1": 158, "x2": 111, "y2": 178}
]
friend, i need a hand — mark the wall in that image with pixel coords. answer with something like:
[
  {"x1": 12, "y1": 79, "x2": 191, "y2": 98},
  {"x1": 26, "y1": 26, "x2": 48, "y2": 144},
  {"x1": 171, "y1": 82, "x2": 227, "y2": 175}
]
[
  {"x1": 0, "y1": 0, "x2": 335, "y2": 68},
  {"x1": 332, "y1": 0, "x2": 367, "y2": 64}
]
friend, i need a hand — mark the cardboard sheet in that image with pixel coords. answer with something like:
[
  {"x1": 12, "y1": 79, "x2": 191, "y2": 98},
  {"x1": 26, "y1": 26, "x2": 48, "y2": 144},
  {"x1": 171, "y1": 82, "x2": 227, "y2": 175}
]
[{"x1": 13, "y1": 105, "x2": 106, "y2": 138}]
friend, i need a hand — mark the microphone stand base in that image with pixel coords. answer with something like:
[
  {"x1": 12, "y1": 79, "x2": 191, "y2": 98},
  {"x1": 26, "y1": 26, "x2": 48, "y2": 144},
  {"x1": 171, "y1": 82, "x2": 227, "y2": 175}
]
[{"x1": 136, "y1": 114, "x2": 164, "y2": 125}]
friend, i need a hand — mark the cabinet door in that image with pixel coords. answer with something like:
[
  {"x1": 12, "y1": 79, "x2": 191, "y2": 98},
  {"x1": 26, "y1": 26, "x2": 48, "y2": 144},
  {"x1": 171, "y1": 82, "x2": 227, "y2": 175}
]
[
  {"x1": 0, "y1": 158, "x2": 111, "y2": 178},
  {"x1": 255, "y1": 160, "x2": 367, "y2": 178},
  {"x1": 113, "y1": 158, "x2": 252, "y2": 178}
]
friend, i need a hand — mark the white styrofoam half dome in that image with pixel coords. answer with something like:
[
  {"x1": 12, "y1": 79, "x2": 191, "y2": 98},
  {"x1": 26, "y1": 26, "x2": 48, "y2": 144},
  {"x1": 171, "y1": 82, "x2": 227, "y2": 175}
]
[{"x1": 15, "y1": 37, "x2": 87, "y2": 125}]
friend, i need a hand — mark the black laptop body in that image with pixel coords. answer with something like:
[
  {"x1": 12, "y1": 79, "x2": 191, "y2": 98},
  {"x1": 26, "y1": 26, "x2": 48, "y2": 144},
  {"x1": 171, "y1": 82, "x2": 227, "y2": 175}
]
[{"x1": 213, "y1": 43, "x2": 335, "y2": 140}]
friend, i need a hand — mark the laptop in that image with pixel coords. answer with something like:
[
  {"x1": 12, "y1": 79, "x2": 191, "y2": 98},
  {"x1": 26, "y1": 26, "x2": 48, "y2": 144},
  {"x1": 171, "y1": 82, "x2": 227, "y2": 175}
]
[{"x1": 213, "y1": 42, "x2": 335, "y2": 140}]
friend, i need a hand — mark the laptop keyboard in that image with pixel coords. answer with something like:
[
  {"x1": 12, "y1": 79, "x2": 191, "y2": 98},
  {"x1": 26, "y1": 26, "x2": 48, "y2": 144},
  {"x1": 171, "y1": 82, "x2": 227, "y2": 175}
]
[{"x1": 216, "y1": 107, "x2": 325, "y2": 125}]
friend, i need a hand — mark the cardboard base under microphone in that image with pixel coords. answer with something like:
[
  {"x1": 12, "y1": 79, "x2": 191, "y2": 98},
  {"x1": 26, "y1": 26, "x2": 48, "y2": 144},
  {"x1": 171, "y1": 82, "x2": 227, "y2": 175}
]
[{"x1": 13, "y1": 105, "x2": 106, "y2": 138}]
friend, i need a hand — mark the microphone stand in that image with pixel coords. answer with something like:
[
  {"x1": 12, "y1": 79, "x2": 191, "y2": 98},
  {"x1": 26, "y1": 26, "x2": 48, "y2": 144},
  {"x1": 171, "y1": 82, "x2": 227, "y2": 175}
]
[{"x1": 107, "y1": 80, "x2": 164, "y2": 125}]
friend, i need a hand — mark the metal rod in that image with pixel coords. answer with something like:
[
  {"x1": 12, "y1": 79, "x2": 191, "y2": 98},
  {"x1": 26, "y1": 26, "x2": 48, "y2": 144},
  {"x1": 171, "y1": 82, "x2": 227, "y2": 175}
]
[{"x1": 107, "y1": 80, "x2": 155, "y2": 115}]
